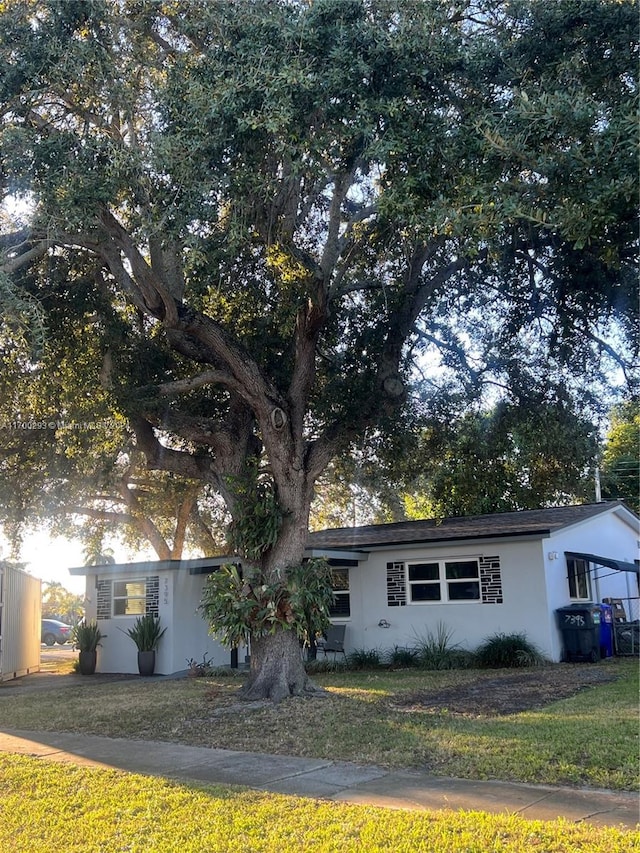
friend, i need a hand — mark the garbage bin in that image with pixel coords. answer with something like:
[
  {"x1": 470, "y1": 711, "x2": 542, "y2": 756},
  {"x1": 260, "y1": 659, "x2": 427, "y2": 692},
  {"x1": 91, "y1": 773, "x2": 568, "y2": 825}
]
[
  {"x1": 598, "y1": 603, "x2": 614, "y2": 659},
  {"x1": 556, "y1": 604, "x2": 602, "y2": 663}
]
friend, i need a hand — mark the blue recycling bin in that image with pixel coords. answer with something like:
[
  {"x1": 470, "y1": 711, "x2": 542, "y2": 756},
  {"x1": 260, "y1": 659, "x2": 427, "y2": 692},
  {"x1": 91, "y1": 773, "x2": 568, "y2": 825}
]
[
  {"x1": 599, "y1": 603, "x2": 614, "y2": 658},
  {"x1": 556, "y1": 604, "x2": 602, "y2": 662}
]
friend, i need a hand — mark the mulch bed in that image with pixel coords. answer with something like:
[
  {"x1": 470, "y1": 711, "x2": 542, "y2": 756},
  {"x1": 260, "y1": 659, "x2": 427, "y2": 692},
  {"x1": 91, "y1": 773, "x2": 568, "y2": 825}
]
[{"x1": 390, "y1": 664, "x2": 619, "y2": 717}]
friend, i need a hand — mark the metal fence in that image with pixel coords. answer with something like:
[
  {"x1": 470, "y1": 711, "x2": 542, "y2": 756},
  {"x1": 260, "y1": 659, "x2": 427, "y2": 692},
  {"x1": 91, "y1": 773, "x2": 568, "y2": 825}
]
[
  {"x1": 0, "y1": 563, "x2": 41, "y2": 680},
  {"x1": 604, "y1": 595, "x2": 640, "y2": 657}
]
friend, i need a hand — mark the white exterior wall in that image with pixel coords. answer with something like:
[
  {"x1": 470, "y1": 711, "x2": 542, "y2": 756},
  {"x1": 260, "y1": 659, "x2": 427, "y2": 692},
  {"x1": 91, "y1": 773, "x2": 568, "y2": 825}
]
[
  {"x1": 84, "y1": 569, "x2": 229, "y2": 675},
  {"x1": 544, "y1": 507, "x2": 640, "y2": 660},
  {"x1": 340, "y1": 538, "x2": 557, "y2": 659},
  {"x1": 338, "y1": 507, "x2": 639, "y2": 664},
  {"x1": 168, "y1": 570, "x2": 236, "y2": 673}
]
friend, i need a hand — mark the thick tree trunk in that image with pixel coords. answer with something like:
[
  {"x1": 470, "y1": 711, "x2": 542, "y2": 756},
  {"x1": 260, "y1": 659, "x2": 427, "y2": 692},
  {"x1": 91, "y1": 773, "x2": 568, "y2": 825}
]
[
  {"x1": 238, "y1": 489, "x2": 324, "y2": 702},
  {"x1": 240, "y1": 627, "x2": 322, "y2": 702}
]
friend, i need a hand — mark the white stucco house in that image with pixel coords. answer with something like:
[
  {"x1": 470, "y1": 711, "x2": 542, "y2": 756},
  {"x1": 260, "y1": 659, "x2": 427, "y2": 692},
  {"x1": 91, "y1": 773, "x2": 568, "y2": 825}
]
[{"x1": 70, "y1": 501, "x2": 639, "y2": 674}]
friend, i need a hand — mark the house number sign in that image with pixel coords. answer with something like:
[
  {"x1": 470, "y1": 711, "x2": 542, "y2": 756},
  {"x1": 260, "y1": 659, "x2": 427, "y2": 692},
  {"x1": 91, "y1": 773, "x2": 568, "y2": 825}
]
[{"x1": 163, "y1": 577, "x2": 170, "y2": 607}]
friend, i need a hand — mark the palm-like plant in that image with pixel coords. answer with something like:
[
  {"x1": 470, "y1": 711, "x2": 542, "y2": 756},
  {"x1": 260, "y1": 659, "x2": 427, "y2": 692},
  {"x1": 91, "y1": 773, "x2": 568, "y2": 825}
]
[
  {"x1": 124, "y1": 614, "x2": 166, "y2": 652},
  {"x1": 72, "y1": 620, "x2": 103, "y2": 652}
]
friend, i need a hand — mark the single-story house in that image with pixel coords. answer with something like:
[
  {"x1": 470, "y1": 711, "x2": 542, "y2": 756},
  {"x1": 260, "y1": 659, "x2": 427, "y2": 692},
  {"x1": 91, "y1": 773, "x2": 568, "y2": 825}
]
[{"x1": 70, "y1": 500, "x2": 639, "y2": 674}]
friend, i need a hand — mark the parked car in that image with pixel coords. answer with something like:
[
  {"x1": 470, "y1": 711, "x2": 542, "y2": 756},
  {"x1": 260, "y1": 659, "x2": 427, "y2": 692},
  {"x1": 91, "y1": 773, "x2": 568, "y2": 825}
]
[{"x1": 41, "y1": 619, "x2": 72, "y2": 646}]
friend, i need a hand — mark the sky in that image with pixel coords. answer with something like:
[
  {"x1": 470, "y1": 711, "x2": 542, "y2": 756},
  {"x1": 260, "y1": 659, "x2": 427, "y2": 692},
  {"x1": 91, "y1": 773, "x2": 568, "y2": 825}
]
[
  {"x1": 9, "y1": 533, "x2": 88, "y2": 595},
  {"x1": 1, "y1": 530, "x2": 151, "y2": 597}
]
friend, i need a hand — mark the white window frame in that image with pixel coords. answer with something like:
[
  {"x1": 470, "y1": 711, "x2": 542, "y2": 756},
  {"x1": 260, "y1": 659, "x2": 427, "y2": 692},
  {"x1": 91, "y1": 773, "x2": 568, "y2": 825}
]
[
  {"x1": 329, "y1": 567, "x2": 350, "y2": 619},
  {"x1": 112, "y1": 578, "x2": 148, "y2": 617},
  {"x1": 567, "y1": 558, "x2": 591, "y2": 601},
  {"x1": 407, "y1": 558, "x2": 481, "y2": 604}
]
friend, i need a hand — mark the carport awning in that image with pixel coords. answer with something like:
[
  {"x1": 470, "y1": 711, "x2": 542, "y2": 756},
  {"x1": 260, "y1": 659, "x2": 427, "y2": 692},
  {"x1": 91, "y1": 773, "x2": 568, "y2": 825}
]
[{"x1": 565, "y1": 552, "x2": 639, "y2": 575}]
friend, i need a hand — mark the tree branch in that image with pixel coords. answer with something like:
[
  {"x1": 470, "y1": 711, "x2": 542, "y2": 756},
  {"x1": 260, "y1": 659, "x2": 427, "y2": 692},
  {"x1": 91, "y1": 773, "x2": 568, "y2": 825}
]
[
  {"x1": 117, "y1": 476, "x2": 172, "y2": 561},
  {"x1": 145, "y1": 369, "x2": 241, "y2": 397},
  {"x1": 0, "y1": 239, "x2": 51, "y2": 274}
]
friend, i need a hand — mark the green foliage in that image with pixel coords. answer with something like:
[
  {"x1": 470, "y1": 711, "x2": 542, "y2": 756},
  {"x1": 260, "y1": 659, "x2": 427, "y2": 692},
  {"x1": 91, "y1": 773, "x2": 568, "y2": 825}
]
[
  {"x1": 200, "y1": 559, "x2": 333, "y2": 649},
  {"x1": 122, "y1": 614, "x2": 166, "y2": 652},
  {"x1": 226, "y1": 469, "x2": 282, "y2": 561},
  {"x1": 71, "y1": 620, "x2": 102, "y2": 653},
  {"x1": 41, "y1": 581, "x2": 84, "y2": 624},
  {"x1": 386, "y1": 646, "x2": 419, "y2": 668},
  {"x1": 413, "y1": 623, "x2": 475, "y2": 671},
  {"x1": 475, "y1": 633, "x2": 547, "y2": 669},
  {"x1": 305, "y1": 657, "x2": 347, "y2": 675},
  {"x1": 402, "y1": 396, "x2": 600, "y2": 519},
  {"x1": 600, "y1": 399, "x2": 639, "y2": 514},
  {"x1": 346, "y1": 648, "x2": 382, "y2": 670}
]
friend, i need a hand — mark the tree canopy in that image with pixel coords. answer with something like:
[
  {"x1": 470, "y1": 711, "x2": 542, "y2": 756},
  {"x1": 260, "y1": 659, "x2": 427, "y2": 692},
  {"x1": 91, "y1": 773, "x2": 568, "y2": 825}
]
[
  {"x1": 41, "y1": 580, "x2": 84, "y2": 623},
  {"x1": 600, "y1": 399, "x2": 639, "y2": 514},
  {"x1": 0, "y1": 0, "x2": 637, "y2": 698}
]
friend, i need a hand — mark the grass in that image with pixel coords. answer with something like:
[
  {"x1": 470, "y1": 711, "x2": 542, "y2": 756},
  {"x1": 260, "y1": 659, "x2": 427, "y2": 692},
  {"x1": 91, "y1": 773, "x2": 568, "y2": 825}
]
[
  {"x1": 0, "y1": 754, "x2": 636, "y2": 853},
  {"x1": 1, "y1": 659, "x2": 637, "y2": 791}
]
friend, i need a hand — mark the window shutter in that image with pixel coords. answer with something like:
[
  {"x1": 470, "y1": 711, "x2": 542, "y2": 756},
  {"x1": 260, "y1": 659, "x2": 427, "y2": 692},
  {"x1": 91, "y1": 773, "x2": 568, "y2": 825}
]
[
  {"x1": 479, "y1": 556, "x2": 503, "y2": 604},
  {"x1": 387, "y1": 561, "x2": 406, "y2": 606},
  {"x1": 96, "y1": 580, "x2": 111, "y2": 620},
  {"x1": 145, "y1": 576, "x2": 160, "y2": 617}
]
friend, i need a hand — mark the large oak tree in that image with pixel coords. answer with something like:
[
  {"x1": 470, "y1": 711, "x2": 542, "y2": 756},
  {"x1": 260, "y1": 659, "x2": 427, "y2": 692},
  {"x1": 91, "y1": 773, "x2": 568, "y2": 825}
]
[{"x1": 0, "y1": 0, "x2": 637, "y2": 699}]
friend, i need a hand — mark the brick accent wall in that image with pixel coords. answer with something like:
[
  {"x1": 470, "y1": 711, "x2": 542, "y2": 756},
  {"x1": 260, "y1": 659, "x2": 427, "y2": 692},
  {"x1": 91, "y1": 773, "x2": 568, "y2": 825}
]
[
  {"x1": 387, "y1": 562, "x2": 407, "y2": 606},
  {"x1": 144, "y1": 576, "x2": 160, "y2": 617},
  {"x1": 479, "y1": 556, "x2": 503, "y2": 604},
  {"x1": 96, "y1": 579, "x2": 111, "y2": 620}
]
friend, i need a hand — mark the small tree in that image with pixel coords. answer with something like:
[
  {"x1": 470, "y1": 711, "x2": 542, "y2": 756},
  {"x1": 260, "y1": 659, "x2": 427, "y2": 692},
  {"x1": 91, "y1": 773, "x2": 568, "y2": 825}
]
[
  {"x1": 41, "y1": 581, "x2": 84, "y2": 624},
  {"x1": 600, "y1": 400, "x2": 640, "y2": 514}
]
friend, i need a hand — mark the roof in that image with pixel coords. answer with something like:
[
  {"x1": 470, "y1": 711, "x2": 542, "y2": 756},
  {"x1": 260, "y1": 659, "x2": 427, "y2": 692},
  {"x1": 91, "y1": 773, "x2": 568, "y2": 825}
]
[
  {"x1": 69, "y1": 556, "x2": 233, "y2": 577},
  {"x1": 306, "y1": 502, "x2": 634, "y2": 550},
  {"x1": 69, "y1": 502, "x2": 636, "y2": 576}
]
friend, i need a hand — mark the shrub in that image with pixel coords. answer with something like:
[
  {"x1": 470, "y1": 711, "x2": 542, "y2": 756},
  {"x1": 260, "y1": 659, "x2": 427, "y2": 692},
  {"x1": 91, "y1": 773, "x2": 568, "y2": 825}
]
[
  {"x1": 387, "y1": 645, "x2": 419, "y2": 668},
  {"x1": 346, "y1": 648, "x2": 382, "y2": 670},
  {"x1": 475, "y1": 632, "x2": 546, "y2": 668},
  {"x1": 413, "y1": 623, "x2": 472, "y2": 670},
  {"x1": 305, "y1": 657, "x2": 347, "y2": 674}
]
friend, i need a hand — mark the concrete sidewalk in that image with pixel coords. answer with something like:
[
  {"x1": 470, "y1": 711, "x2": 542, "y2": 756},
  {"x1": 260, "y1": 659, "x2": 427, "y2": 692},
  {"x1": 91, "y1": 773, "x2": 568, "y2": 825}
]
[{"x1": 0, "y1": 729, "x2": 637, "y2": 829}]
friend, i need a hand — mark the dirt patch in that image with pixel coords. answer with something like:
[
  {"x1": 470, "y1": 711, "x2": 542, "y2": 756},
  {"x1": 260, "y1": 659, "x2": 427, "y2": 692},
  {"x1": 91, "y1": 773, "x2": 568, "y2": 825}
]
[{"x1": 390, "y1": 664, "x2": 619, "y2": 717}]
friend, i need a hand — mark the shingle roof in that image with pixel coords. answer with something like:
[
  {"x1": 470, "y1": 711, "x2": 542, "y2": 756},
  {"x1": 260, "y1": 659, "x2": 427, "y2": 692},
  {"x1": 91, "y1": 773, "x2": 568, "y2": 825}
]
[{"x1": 306, "y1": 502, "x2": 627, "y2": 550}]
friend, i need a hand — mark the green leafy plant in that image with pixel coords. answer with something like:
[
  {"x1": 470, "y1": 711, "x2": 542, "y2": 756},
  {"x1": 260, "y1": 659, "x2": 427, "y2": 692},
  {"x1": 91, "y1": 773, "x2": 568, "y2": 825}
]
[
  {"x1": 475, "y1": 632, "x2": 546, "y2": 668},
  {"x1": 413, "y1": 623, "x2": 474, "y2": 670},
  {"x1": 387, "y1": 645, "x2": 419, "y2": 668},
  {"x1": 305, "y1": 657, "x2": 347, "y2": 674},
  {"x1": 200, "y1": 559, "x2": 333, "y2": 649},
  {"x1": 71, "y1": 620, "x2": 103, "y2": 653},
  {"x1": 346, "y1": 648, "x2": 382, "y2": 670},
  {"x1": 226, "y1": 466, "x2": 283, "y2": 561},
  {"x1": 122, "y1": 615, "x2": 166, "y2": 652}
]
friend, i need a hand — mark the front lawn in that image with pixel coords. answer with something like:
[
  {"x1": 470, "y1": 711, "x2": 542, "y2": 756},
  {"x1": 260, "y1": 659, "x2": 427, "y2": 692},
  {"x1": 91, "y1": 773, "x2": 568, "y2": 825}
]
[
  {"x1": 1, "y1": 659, "x2": 636, "y2": 791},
  {"x1": 0, "y1": 754, "x2": 635, "y2": 853}
]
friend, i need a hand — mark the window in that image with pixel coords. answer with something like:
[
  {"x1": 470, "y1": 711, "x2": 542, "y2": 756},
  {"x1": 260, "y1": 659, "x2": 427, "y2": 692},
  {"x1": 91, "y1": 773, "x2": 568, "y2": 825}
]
[
  {"x1": 408, "y1": 559, "x2": 480, "y2": 603},
  {"x1": 329, "y1": 568, "x2": 350, "y2": 618},
  {"x1": 445, "y1": 560, "x2": 481, "y2": 601},
  {"x1": 113, "y1": 580, "x2": 147, "y2": 616},
  {"x1": 567, "y1": 558, "x2": 591, "y2": 600},
  {"x1": 408, "y1": 562, "x2": 441, "y2": 601}
]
